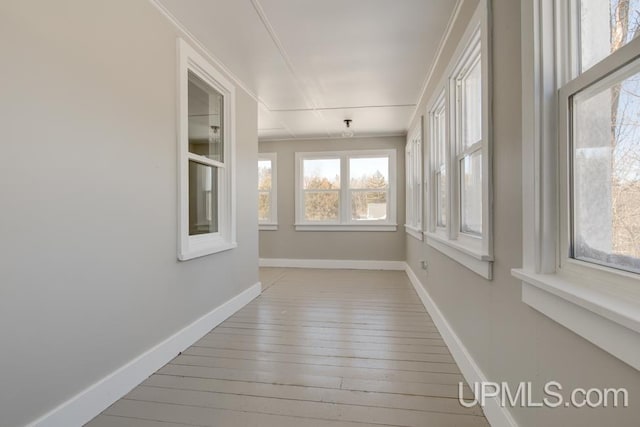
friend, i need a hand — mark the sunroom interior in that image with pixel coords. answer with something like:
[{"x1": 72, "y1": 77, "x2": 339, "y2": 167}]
[{"x1": 1, "y1": 0, "x2": 639, "y2": 426}]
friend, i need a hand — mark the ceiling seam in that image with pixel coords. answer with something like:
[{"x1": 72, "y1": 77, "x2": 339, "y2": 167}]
[
  {"x1": 147, "y1": 0, "x2": 297, "y2": 139},
  {"x1": 406, "y1": 0, "x2": 465, "y2": 129},
  {"x1": 249, "y1": 0, "x2": 333, "y2": 138},
  {"x1": 149, "y1": 0, "x2": 259, "y2": 103},
  {"x1": 259, "y1": 132, "x2": 408, "y2": 143},
  {"x1": 270, "y1": 104, "x2": 417, "y2": 113}
]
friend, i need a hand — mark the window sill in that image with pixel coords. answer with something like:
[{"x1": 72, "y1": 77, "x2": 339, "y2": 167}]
[
  {"x1": 511, "y1": 269, "x2": 640, "y2": 371},
  {"x1": 425, "y1": 232, "x2": 493, "y2": 279},
  {"x1": 295, "y1": 224, "x2": 397, "y2": 232},
  {"x1": 259, "y1": 224, "x2": 278, "y2": 231},
  {"x1": 178, "y1": 241, "x2": 237, "y2": 261},
  {"x1": 405, "y1": 226, "x2": 423, "y2": 241}
]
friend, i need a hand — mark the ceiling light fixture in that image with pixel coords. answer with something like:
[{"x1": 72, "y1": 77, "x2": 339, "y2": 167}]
[{"x1": 342, "y1": 119, "x2": 354, "y2": 138}]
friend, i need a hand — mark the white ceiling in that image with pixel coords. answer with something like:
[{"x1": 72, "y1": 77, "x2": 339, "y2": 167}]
[{"x1": 155, "y1": 0, "x2": 458, "y2": 141}]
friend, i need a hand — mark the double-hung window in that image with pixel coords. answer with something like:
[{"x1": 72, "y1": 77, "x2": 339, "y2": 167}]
[
  {"x1": 295, "y1": 150, "x2": 397, "y2": 231},
  {"x1": 455, "y1": 36, "x2": 483, "y2": 238},
  {"x1": 177, "y1": 39, "x2": 236, "y2": 260},
  {"x1": 430, "y1": 90, "x2": 447, "y2": 234},
  {"x1": 405, "y1": 122, "x2": 423, "y2": 240},
  {"x1": 515, "y1": 0, "x2": 640, "y2": 370},
  {"x1": 258, "y1": 153, "x2": 277, "y2": 230},
  {"x1": 425, "y1": 0, "x2": 492, "y2": 279}
]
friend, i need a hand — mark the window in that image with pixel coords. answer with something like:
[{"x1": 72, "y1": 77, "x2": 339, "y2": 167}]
[
  {"x1": 295, "y1": 150, "x2": 397, "y2": 231},
  {"x1": 455, "y1": 40, "x2": 483, "y2": 237},
  {"x1": 424, "y1": 0, "x2": 492, "y2": 279},
  {"x1": 515, "y1": 0, "x2": 640, "y2": 371},
  {"x1": 429, "y1": 90, "x2": 447, "y2": 233},
  {"x1": 258, "y1": 153, "x2": 277, "y2": 230},
  {"x1": 405, "y1": 121, "x2": 423, "y2": 240},
  {"x1": 560, "y1": 0, "x2": 640, "y2": 275},
  {"x1": 177, "y1": 39, "x2": 236, "y2": 260}
]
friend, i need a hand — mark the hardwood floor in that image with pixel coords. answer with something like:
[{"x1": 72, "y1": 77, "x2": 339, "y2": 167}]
[{"x1": 87, "y1": 268, "x2": 488, "y2": 427}]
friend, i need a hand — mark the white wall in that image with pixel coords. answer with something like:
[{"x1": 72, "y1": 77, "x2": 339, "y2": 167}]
[
  {"x1": 259, "y1": 136, "x2": 406, "y2": 262},
  {"x1": 406, "y1": 1, "x2": 640, "y2": 426},
  {"x1": 0, "y1": 1, "x2": 258, "y2": 425}
]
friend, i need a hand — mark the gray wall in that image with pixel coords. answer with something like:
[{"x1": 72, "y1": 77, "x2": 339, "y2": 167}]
[
  {"x1": 0, "y1": 1, "x2": 258, "y2": 426},
  {"x1": 259, "y1": 136, "x2": 406, "y2": 261},
  {"x1": 406, "y1": 0, "x2": 640, "y2": 426}
]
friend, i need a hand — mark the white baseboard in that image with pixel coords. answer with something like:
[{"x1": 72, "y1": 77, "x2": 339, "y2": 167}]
[
  {"x1": 29, "y1": 282, "x2": 262, "y2": 427},
  {"x1": 259, "y1": 258, "x2": 406, "y2": 271},
  {"x1": 403, "y1": 264, "x2": 518, "y2": 427}
]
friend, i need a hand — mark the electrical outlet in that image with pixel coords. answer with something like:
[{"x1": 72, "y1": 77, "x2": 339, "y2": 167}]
[{"x1": 420, "y1": 260, "x2": 428, "y2": 271}]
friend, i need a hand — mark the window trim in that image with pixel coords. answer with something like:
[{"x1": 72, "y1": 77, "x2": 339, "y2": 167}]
[
  {"x1": 294, "y1": 149, "x2": 397, "y2": 231},
  {"x1": 424, "y1": 0, "x2": 493, "y2": 279},
  {"x1": 515, "y1": 0, "x2": 640, "y2": 371},
  {"x1": 429, "y1": 89, "x2": 448, "y2": 238},
  {"x1": 258, "y1": 152, "x2": 278, "y2": 231},
  {"x1": 405, "y1": 119, "x2": 423, "y2": 241},
  {"x1": 177, "y1": 39, "x2": 236, "y2": 261}
]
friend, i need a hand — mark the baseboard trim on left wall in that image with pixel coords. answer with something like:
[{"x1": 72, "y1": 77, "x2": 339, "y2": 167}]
[
  {"x1": 29, "y1": 282, "x2": 262, "y2": 427},
  {"x1": 259, "y1": 258, "x2": 406, "y2": 271}
]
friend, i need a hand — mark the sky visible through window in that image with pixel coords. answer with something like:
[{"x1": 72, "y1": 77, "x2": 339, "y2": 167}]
[{"x1": 302, "y1": 158, "x2": 388, "y2": 180}]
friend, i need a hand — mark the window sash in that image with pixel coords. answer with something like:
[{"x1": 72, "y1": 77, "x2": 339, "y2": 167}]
[
  {"x1": 429, "y1": 90, "x2": 448, "y2": 233},
  {"x1": 558, "y1": 26, "x2": 640, "y2": 280},
  {"x1": 258, "y1": 190, "x2": 271, "y2": 222},
  {"x1": 452, "y1": 29, "x2": 484, "y2": 242},
  {"x1": 454, "y1": 35, "x2": 482, "y2": 156},
  {"x1": 350, "y1": 189, "x2": 390, "y2": 222},
  {"x1": 258, "y1": 154, "x2": 277, "y2": 225},
  {"x1": 459, "y1": 147, "x2": 483, "y2": 237},
  {"x1": 405, "y1": 124, "x2": 423, "y2": 233}
]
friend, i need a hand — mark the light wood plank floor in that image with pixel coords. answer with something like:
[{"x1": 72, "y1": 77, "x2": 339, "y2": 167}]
[{"x1": 87, "y1": 268, "x2": 488, "y2": 427}]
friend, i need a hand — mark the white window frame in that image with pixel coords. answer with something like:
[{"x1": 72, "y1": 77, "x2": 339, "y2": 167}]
[
  {"x1": 428, "y1": 89, "x2": 448, "y2": 240},
  {"x1": 514, "y1": 0, "x2": 640, "y2": 371},
  {"x1": 405, "y1": 120, "x2": 423, "y2": 240},
  {"x1": 424, "y1": 0, "x2": 493, "y2": 279},
  {"x1": 258, "y1": 153, "x2": 278, "y2": 231},
  {"x1": 295, "y1": 149, "x2": 397, "y2": 232},
  {"x1": 177, "y1": 39, "x2": 236, "y2": 261}
]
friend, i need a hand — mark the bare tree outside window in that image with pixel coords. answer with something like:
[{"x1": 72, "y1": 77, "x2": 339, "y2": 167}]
[
  {"x1": 573, "y1": 0, "x2": 640, "y2": 272},
  {"x1": 303, "y1": 158, "x2": 340, "y2": 221},
  {"x1": 258, "y1": 160, "x2": 271, "y2": 221}
]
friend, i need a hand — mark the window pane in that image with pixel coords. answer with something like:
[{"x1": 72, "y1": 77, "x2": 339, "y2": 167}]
[
  {"x1": 435, "y1": 107, "x2": 446, "y2": 164},
  {"x1": 460, "y1": 151, "x2": 482, "y2": 235},
  {"x1": 258, "y1": 160, "x2": 272, "y2": 191},
  {"x1": 303, "y1": 158, "x2": 340, "y2": 189},
  {"x1": 437, "y1": 169, "x2": 447, "y2": 227},
  {"x1": 258, "y1": 192, "x2": 270, "y2": 222},
  {"x1": 188, "y1": 71, "x2": 224, "y2": 162},
  {"x1": 461, "y1": 57, "x2": 482, "y2": 150},
  {"x1": 349, "y1": 157, "x2": 389, "y2": 189},
  {"x1": 304, "y1": 191, "x2": 339, "y2": 221},
  {"x1": 352, "y1": 191, "x2": 388, "y2": 221},
  {"x1": 188, "y1": 160, "x2": 218, "y2": 235},
  {"x1": 580, "y1": 0, "x2": 640, "y2": 72},
  {"x1": 573, "y1": 62, "x2": 640, "y2": 272}
]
